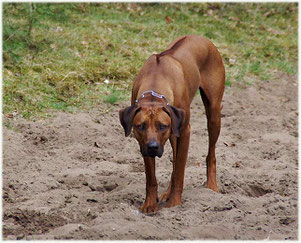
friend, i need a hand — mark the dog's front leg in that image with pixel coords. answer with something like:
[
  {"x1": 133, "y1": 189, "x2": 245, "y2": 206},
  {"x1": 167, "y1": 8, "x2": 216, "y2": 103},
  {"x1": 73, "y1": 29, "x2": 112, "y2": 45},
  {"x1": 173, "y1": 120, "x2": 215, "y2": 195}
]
[
  {"x1": 167, "y1": 124, "x2": 190, "y2": 208},
  {"x1": 160, "y1": 135, "x2": 177, "y2": 202},
  {"x1": 141, "y1": 157, "x2": 158, "y2": 213}
]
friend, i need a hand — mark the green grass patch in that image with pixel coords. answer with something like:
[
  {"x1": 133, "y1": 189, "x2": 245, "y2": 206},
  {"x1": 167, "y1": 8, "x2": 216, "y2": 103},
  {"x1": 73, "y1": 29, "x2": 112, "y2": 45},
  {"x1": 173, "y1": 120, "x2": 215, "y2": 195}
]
[
  {"x1": 225, "y1": 78, "x2": 232, "y2": 87},
  {"x1": 3, "y1": 2, "x2": 298, "y2": 119},
  {"x1": 104, "y1": 93, "x2": 119, "y2": 105}
]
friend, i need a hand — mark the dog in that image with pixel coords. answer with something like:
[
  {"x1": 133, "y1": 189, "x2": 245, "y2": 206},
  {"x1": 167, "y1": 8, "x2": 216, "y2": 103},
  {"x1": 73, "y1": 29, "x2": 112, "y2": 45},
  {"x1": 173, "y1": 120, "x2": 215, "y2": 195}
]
[{"x1": 119, "y1": 35, "x2": 225, "y2": 213}]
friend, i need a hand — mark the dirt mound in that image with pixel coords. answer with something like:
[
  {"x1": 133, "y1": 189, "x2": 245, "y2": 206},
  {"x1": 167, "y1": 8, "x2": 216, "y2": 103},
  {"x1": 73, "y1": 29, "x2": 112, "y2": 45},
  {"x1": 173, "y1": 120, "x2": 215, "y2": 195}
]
[
  {"x1": 2, "y1": 73, "x2": 297, "y2": 240},
  {"x1": 3, "y1": 209, "x2": 66, "y2": 239}
]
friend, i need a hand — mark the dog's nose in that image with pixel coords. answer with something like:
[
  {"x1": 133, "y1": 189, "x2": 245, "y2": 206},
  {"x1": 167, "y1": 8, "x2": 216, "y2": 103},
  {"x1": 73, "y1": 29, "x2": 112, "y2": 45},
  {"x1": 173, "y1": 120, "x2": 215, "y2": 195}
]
[{"x1": 147, "y1": 141, "x2": 159, "y2": 151}]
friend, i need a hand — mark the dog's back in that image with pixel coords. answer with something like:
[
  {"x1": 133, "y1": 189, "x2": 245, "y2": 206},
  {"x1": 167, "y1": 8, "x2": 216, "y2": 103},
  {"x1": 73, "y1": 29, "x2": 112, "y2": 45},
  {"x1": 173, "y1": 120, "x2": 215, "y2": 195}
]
[{"x1": 132, "y1": 35, "x2": 225, "y2": 107}]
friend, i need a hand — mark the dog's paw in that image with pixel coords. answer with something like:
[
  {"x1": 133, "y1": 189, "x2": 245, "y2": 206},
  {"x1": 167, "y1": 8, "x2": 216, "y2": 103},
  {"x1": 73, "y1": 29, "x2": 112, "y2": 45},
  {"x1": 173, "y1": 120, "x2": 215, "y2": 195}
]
[
  {"x1": 206, "y1": 182, "x2": 219, "y2": 192},
  {"x1": 141, "y1": 200, "x2": 158, "y2": 214},
  {"x1": 160, "y1": 189, "x2": 171, "y2": 202},
  {"x1": 166, "y1": 195, "x2": 182, "y2": 208}
]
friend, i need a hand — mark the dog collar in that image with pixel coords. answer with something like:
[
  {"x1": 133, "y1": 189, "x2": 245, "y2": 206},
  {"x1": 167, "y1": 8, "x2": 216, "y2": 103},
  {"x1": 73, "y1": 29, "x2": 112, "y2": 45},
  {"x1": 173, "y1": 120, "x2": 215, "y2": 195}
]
[{"x1": 135, "y1": 90, "x2": 169, "y2": 106}]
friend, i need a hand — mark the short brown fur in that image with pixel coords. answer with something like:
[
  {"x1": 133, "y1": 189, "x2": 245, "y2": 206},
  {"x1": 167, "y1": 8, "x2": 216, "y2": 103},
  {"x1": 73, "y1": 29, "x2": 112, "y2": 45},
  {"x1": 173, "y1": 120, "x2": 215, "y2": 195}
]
[{"x1": 119, "y1": 35, "x2": 225, "y2": 213}]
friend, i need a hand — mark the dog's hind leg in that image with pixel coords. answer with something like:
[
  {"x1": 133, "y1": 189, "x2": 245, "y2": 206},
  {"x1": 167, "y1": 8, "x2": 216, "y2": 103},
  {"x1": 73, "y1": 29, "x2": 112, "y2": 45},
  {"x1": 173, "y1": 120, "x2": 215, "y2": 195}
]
[
  {"x1": 198, "y1": 48, "x2": 225, "y2": 192},
  {"x1": 199, "y1": 84, "x2": 223, "y2": 192}
]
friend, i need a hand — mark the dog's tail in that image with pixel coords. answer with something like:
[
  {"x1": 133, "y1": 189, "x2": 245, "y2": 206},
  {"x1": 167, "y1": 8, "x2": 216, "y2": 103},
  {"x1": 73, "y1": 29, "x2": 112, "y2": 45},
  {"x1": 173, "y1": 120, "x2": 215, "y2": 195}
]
[{"x1": 155, "y1": 36, "x2": 187, "y2": 64}]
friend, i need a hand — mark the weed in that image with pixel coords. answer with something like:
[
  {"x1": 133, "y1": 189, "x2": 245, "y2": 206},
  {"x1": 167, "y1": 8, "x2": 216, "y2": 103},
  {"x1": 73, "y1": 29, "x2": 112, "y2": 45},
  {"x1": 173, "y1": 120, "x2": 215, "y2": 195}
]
[
  {"x1": 104, "y1": 91, "x2": 120, "y2": 105},
  {"x1": 225, "y1": 78, "x2": 232, "y2": 87}
]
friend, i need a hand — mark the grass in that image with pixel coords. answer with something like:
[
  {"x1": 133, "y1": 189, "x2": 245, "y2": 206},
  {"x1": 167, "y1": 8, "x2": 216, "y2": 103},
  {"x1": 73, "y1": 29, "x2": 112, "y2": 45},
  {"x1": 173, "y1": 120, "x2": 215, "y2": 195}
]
[{"x1": 3, "y1": 2, "x2": 298, "y2": 119}]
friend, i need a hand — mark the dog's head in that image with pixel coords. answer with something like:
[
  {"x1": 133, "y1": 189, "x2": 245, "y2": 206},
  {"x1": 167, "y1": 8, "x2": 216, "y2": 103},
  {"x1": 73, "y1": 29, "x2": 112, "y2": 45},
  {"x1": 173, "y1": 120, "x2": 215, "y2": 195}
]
[{"x1": 119, "y1": 104, "x2": 185, "y2": 158}]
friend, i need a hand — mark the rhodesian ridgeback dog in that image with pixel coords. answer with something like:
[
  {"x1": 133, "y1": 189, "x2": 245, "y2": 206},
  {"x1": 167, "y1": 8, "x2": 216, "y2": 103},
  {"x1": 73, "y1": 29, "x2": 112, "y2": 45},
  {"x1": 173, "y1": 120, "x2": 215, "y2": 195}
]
[{"x1": 119, "y1": 35, "x2": 225, "y2": 213}]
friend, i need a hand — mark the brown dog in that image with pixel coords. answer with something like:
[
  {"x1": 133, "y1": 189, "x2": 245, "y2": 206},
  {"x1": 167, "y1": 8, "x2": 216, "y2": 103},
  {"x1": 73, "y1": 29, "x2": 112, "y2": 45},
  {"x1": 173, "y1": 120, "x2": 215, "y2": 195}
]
[{"x1": 119, "y1": 35, "x2": 225, "y2": 213}]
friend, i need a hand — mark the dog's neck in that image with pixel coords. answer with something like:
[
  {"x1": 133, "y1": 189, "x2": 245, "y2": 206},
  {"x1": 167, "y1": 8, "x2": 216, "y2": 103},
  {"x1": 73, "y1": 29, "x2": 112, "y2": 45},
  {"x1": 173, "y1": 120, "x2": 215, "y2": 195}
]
[
  {"x1": 135, "y1": 90, "x2": 169, "y2": 106},
  {"x1": 135, "y1": 85, "x2": 175, "y2": 106}
]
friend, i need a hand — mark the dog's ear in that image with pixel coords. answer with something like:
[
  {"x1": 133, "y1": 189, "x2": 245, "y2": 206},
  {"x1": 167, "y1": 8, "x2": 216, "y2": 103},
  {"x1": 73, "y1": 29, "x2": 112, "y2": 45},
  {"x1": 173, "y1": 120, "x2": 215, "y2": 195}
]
[
  {"x1": 163, "y1": 105, "x2": 185, "y2": 137},
  {"x1": 119, "y1": 105, "x2": 141, "y2": 137}
]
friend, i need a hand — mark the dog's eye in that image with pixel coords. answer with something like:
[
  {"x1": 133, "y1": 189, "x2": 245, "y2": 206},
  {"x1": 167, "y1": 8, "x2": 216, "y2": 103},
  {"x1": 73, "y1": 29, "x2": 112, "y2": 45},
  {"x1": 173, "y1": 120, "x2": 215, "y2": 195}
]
[
  {"x1": 136, "y1": 123, "x2": 146, "y2": 131},
  {"x1": 158, "y1": 123, "x2": 168, "y2": 131}
]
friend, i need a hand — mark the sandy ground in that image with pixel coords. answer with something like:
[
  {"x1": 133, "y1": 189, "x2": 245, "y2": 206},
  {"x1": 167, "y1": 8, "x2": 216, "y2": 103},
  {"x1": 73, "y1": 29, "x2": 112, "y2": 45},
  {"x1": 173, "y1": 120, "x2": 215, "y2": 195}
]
[{"x1": 2, "y1": 72, "x2": 298, "y2": 240}]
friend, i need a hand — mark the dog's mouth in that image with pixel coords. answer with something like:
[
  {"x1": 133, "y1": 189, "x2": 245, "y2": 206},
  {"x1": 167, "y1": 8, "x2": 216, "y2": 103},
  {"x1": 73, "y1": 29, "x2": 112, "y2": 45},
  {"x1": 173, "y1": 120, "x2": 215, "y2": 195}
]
[{"x1": 140, "y1": 146, "x2": 164, "y2": 158}]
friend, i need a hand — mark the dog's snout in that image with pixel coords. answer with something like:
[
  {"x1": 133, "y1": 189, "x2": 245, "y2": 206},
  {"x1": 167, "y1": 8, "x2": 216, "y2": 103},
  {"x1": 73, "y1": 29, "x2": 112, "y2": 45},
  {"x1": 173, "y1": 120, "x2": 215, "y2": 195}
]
[
  {"x1": 147, "y1": 141, "x2": 159, "y2": 150},
  {"x1": 140, "y1": 140, "x2": 164, "y2": 158},
  {"x1": 145, "y1": 140, "x2": 161, "y2": 158}
]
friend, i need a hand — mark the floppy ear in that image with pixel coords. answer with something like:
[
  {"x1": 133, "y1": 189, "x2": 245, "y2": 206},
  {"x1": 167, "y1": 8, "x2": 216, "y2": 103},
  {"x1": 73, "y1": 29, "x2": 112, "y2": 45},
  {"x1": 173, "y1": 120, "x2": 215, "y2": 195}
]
[
  {"x1": 119, "y1": 105, "x2": 141, "y2": 137},
  {"x1": 163, "y1": 105, "x2": 185, "y2": 137}
]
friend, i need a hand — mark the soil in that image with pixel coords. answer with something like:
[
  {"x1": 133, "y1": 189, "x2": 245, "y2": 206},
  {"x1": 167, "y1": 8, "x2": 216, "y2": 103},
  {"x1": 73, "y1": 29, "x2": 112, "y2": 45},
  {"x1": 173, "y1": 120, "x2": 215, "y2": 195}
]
[{"x1": 2, "y1": 72, "x2": 298, "y2": 240}]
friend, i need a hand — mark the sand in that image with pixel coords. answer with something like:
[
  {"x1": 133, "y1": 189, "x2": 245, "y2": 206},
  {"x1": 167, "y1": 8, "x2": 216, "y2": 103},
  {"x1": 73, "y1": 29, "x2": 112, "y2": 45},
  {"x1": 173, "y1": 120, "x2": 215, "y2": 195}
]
[{"x1": 2, "y1": 72, "x2": 298, "y2": 240}]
